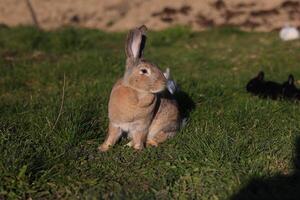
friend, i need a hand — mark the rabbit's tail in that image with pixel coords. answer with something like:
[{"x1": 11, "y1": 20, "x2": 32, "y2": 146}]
[{"x1": 164, "y1": 68, "x2": 178, "y2": 95}]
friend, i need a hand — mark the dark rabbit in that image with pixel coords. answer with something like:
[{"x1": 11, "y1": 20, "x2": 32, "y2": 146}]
[
  {"x1": 246, "y1": 71, "x2": 265, "y2": 95},
  {"x1": 246, "y1": 71, "x2": 282, "y2": 99},
  {"x1": 282, "y1": 74, "x2": 300, "y2": 99}
]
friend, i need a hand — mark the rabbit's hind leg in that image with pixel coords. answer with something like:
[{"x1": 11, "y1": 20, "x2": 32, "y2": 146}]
[{"x1": 146, "y1": 131, "x2": 176, "y2": 147}]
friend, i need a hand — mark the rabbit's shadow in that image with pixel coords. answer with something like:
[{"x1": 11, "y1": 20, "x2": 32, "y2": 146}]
[
  {"x1": 231, "y1": 137, "x2": 300, "y2": 200},
  {"x1": 174, "y1": 90, "x2": 196, "y2": 120}
]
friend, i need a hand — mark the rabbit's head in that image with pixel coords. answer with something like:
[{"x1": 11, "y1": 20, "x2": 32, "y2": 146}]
[
  {"x1": 246, "y1": 71, "x2": 265, "y2": 94},
  {"x1": 123, "y1": 25, "x2": 166, "y2": 94},
  {"x1": 282, "y1": 74, "x2": 298, "y2": 98}
]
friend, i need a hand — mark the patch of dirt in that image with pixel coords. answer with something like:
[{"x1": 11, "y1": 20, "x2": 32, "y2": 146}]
[{"x1": 0, "y1": 0, "x2": 300, "y2": 31}]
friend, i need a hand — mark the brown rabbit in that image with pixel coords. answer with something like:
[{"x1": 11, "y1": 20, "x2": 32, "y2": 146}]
[{"x1": 98, "y1": 25, "x2": 180, "y2": 152}]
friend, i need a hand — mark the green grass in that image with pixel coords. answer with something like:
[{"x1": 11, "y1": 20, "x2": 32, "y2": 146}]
[{"x1": 1, "y1": 26, "x2": 300, "y2": 199}]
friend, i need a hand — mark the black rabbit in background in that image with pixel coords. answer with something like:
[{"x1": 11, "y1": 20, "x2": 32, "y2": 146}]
[
  {"x1": 246, "y1": 71, "x2": 282, "y2": 99},
  {"x1": 246, "y1": 71, "x2": 265, "y2": 95},
  {"x1": 246, "y1": 71, "x2": 300, "y2": 100},
  {"x1": 282, "y1": 74, "x2": 300, "y2": 100}
]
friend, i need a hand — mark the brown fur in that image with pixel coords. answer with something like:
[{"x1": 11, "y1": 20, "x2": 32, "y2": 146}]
[
  {"x1": 98, "y1": 25, "x2": 180, "y2": 152},
  {"x1": 147, "y1": 97, "x2": 180, "y2": 146}
]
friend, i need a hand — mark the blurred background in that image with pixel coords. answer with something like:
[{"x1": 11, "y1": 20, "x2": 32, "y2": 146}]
[{"x1": 0, "y1": 0, "x2": 299, "y2": 32}]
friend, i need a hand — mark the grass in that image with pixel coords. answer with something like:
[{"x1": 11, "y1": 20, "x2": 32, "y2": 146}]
[{"x1": 1, "y1": 25, "x2": 300, "y2": 199}]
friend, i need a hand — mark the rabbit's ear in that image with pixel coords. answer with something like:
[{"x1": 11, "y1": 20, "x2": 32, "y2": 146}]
[
  {"x1": 163, "y1": 68, "x2": 170, "y2": 79},
  {"x1": 257, "y1": 71, "x2": 264, "y2": 81},
  {"x1": 125, "y1": 25, "x2": 147, "y2": 61},
  {"x1": 288, "y1": 74, "x2": 294, "y2": 85}
]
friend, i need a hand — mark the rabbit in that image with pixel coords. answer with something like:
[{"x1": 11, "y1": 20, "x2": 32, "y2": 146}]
[
  {"x1": 282, "y1": 74, "x2": 300, "y2": 99},
  {"x1": 246, "y1": 71, "x2": 265, "y2": 95},
  {"x1": 246, "y1": 71, "x2": 282, "y2": 99},
  {"x1": 98, "y1": 25, "x2": 180, "y2": 152}
]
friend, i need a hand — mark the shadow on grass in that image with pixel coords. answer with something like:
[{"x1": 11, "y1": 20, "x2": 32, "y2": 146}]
[
  {"x1": 231, "y1": 137, "x2": 300, "y2": 200},
  {"x1": 174, "y1": 90, "x2": 195, "y2": 120}
]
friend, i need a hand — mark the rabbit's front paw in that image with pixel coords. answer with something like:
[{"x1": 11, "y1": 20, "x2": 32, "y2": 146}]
[
  {"x1": 98, "y1": 143, "x2": 110, "y2": 152},
  {"x1": 133, "y1": 144, "x2": 144, "y2": 150}
]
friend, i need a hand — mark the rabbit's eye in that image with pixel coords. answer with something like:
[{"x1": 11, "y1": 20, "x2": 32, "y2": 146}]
[{"x1": 139, "y1": 68, "x2": 149, "y2": 75}]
